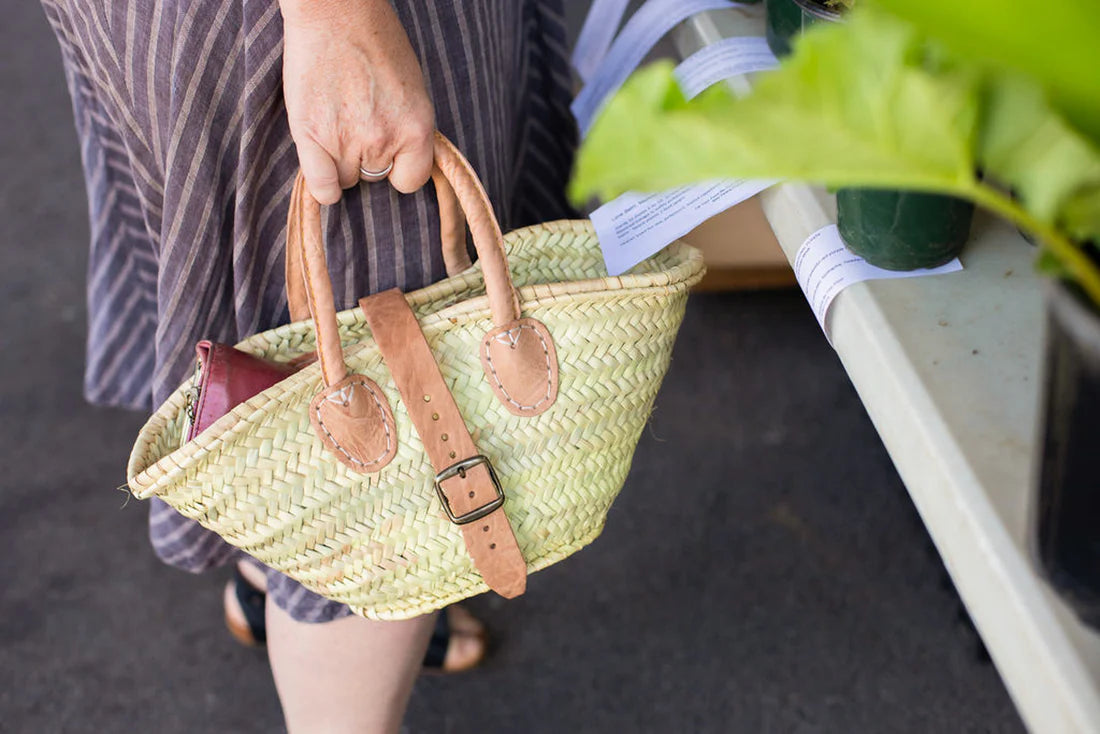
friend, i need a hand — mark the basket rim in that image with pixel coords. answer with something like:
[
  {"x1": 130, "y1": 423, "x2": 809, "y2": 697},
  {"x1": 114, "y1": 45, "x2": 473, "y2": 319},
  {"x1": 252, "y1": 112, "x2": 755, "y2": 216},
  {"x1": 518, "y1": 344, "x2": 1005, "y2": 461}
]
[{"x1": 126, "y1": 219, "x2": 704, "y2": 493}]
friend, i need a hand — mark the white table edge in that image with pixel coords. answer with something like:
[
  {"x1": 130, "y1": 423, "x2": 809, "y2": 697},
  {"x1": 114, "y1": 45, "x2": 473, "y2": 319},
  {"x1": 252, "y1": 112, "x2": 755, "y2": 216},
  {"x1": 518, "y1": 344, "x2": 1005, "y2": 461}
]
[{"x1": 673, "y1": 8, "x2": 1100, "y2": 732}]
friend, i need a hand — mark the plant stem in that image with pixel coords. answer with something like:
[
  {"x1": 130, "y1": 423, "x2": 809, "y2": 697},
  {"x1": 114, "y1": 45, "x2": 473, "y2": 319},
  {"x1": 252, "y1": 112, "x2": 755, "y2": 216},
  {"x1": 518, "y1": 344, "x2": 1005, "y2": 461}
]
[{"x1": 969, "y1": 185, "x2": 1100, "y2": 306}]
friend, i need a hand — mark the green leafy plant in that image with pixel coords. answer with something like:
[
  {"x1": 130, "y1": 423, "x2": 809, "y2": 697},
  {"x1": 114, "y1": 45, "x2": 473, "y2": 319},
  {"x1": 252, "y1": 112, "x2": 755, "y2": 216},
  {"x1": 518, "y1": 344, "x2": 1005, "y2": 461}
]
[{"x1": 571, "y1": 1, "x2": 1100, "y2": 304}]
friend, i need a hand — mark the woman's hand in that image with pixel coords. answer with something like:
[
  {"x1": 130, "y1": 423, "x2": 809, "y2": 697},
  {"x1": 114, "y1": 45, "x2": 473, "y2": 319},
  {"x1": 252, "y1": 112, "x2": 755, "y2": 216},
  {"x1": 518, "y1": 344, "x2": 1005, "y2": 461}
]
[{"x1": 280, "y1": 0, "x2": 435, "y2": 204}]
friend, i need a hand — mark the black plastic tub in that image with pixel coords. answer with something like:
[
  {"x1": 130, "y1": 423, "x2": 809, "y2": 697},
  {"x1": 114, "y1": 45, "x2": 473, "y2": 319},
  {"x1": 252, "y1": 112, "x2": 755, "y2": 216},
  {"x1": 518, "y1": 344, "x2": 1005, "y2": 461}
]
[
  {"x1": 1034, "y1": 280, "x2": 1100, "y2": 630},
  {"x1": 764, "y1": 0, "x2": 839, "y2": 58}
]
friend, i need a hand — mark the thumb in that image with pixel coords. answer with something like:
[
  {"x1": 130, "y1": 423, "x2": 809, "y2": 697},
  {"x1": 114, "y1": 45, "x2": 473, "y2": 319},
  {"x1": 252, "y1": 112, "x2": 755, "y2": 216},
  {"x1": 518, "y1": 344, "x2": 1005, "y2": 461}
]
[{"x1": 295, "y1": 136, "x2": 342, "y2": 206}]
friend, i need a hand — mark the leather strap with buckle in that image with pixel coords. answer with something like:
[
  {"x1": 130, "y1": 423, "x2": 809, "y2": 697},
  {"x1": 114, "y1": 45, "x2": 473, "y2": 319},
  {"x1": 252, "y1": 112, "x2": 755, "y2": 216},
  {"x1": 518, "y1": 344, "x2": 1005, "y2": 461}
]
[{"x1": 359, "y1": 289, "x2": 527, "y2": 599}]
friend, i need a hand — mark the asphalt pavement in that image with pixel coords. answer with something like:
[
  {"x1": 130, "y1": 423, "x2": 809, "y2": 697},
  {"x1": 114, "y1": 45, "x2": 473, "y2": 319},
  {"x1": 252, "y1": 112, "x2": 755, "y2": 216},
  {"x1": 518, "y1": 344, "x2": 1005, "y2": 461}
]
[{"x1": 1, "y1": 3, "x2": 1024, "y2": 732}]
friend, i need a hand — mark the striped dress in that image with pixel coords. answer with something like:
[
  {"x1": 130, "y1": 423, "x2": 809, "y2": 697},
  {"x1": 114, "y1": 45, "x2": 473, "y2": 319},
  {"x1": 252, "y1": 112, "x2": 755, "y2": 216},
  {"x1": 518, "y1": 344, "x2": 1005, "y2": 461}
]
[{"x1": 43, "y1": 0, "x2": 578, "y2": 622}]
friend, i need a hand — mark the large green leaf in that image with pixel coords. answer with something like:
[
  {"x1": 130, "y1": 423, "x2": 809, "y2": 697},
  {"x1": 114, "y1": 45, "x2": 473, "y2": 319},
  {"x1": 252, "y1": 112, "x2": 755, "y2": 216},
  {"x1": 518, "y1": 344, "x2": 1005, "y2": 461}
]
[
  {"x1": 570, "y1": 1, "x2": 1100, "y2": 304},
  {"x1": 571, "y1": 10, "x2": 982, "y2": 203},
  {"x1": 873, "y1": 0, "x2": 1100, "y2": 144},
  {"x1": 979, "y1": 74, "x2": 1100, "y2": 239},
  {"x1": 1061, "y1": 187, "x2": 1100, "y2": 243}
]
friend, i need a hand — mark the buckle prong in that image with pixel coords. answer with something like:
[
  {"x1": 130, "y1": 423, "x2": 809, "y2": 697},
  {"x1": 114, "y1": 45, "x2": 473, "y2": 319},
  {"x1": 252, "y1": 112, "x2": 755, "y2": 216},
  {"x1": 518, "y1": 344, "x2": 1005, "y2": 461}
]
[{"x1": 434, "y1": 455, "x2": 505, "y2": 525}]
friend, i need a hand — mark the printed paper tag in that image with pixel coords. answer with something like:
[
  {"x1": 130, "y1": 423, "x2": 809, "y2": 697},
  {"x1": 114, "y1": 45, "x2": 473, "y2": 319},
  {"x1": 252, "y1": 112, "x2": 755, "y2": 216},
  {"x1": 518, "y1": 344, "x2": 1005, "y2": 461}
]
[
  {"x1": 571, "y1": 0, "x2": 737, "y2": 136},
  {"x1": 673, "y1": 36, "x2": 779, "y2": 99},
  {"x1": 592, "y1": 179, "x2": 775, "y2": 275},
  {"x1": 571, "y1": 0, "x2": 631, "y2": 83},
  {"x1": 793, "y1": 224, "x2": 963, "y2": 340}
]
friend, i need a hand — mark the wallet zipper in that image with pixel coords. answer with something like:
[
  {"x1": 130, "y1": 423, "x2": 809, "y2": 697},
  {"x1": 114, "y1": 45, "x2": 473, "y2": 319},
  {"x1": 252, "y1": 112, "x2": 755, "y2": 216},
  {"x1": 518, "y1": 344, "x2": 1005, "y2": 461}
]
[{"x1": 181, "y1": 355, "x2": 203, "y2": 440}]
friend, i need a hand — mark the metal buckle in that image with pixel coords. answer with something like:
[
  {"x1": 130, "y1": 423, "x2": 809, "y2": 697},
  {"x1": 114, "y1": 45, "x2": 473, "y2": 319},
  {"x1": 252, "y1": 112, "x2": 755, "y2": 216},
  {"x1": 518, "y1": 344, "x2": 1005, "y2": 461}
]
[{"x1": 434, "y1": 454, "x2": 505, "y2": 525}]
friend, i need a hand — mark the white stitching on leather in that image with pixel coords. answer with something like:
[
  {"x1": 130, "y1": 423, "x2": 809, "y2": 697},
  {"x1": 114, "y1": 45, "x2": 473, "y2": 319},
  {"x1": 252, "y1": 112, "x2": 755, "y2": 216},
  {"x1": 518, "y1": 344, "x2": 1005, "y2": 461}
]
[
  {"x1": 482, "y1": 323, "x2": 553, "y2": 412},
  {"x1": 313, "y1": 376, "x2": 393, "y2": 467}
]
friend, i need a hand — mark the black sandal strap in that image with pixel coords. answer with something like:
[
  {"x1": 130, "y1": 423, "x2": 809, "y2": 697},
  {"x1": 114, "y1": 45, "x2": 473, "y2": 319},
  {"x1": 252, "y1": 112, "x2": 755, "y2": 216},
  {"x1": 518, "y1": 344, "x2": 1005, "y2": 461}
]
[
  {"x1": 230, "y1": 569, "x2": 455, "y2": 668},
  {"x1": 421, "y1": 610, "x2": 451, "y2": 670},
  {"x1": 233, "y1": 566, "x2": 268, "y2": 645}
]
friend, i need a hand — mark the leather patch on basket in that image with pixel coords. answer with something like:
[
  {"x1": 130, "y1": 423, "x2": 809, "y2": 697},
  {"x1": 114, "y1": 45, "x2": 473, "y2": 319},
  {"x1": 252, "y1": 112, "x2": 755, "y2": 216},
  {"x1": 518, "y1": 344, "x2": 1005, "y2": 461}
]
[
  {"x1": 480, "y1": 318, "x2": 558, "y2": 417},
  {"x1": 309, "y1": 374, "x2": 397, "y2": 473}
]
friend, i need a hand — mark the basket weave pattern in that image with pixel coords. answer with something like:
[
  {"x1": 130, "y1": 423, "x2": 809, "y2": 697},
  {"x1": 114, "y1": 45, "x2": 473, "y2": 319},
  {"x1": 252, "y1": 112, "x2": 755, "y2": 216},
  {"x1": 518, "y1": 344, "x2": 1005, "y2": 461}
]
[{"x1": 128, "y1": 220, "x2": 704, "y2": 619}]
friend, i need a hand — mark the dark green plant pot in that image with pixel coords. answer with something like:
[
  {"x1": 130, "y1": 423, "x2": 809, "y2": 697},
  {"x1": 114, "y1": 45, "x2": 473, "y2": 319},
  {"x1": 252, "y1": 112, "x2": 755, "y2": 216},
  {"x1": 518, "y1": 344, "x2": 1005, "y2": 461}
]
[
  {"x1": 835, "y1": 188, "x2": 975, "y2": 271},
  {"x1": 1033, "y1": 281, "x2": 1100, "y2": 631},
  {"x1": 766, "y1": 0, "x2": 974, "y2": 269},
  {"x1": 765, "y1": 0, "x2": 840, "y2": 58}
]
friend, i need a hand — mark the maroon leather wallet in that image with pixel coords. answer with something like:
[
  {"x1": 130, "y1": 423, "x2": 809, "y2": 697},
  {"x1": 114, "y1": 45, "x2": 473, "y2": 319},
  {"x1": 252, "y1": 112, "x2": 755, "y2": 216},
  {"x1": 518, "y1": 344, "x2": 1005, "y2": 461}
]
[{"x1": 184, "y1": 340, "x2": 303, "y2": 442}]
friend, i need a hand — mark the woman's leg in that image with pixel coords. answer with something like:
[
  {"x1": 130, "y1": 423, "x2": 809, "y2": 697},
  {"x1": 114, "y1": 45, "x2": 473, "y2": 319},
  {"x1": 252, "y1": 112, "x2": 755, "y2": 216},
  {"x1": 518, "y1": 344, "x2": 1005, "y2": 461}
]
[
  {"x1": 226, "y1": 561, "x2": 488, "y2": 671},
  {"x1": 266, "y1": 598, "x2": 437, "y2": 734}
]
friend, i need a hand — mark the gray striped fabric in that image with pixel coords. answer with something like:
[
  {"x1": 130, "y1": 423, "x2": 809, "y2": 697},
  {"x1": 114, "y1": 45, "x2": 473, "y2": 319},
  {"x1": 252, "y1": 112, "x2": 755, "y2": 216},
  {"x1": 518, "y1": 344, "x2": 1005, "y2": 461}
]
[{"x1": 43, "y1": 0, "x2": 578, "y2": 622}]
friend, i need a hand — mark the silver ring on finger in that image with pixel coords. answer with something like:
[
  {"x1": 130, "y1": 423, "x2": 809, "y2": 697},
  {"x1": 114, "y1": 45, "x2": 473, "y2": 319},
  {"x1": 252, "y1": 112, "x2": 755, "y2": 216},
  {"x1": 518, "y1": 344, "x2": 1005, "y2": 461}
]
[{"x1": 359, "y1": 161, "x2": 394, "y2": 181}]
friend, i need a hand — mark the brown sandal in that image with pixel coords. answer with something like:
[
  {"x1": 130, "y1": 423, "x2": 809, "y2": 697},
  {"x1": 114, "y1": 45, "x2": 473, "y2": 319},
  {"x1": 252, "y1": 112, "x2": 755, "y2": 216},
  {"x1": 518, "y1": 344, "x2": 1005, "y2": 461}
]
[{"x1": 223, "y1": 570, "x2": 487, "y2": 672}]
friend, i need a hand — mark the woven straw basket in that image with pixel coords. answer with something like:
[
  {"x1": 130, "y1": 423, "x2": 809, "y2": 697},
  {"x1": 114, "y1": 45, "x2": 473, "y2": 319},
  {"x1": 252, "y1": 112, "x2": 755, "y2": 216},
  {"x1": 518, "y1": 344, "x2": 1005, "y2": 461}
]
[{"x1": 127, "y1": 134, "x2": 705, "y2": 620}]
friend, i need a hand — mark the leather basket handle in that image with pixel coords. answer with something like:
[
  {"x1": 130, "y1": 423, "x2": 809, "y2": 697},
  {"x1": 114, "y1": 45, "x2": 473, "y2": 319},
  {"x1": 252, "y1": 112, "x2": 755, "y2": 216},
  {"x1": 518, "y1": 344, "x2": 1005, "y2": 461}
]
[
  {"x1": 285, "y1": 132, "x2": 523, "y2": 387},
  {"x1": 286, "y1": 149, "x2": 473, "y2": 325}
]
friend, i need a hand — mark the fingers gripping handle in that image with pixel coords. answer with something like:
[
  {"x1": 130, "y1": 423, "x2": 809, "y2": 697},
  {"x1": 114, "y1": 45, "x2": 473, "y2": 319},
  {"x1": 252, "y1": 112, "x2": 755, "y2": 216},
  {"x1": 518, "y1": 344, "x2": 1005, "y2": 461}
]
[{"x1": 285, "y1": 132, "x2": 522, "y2": 387}]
